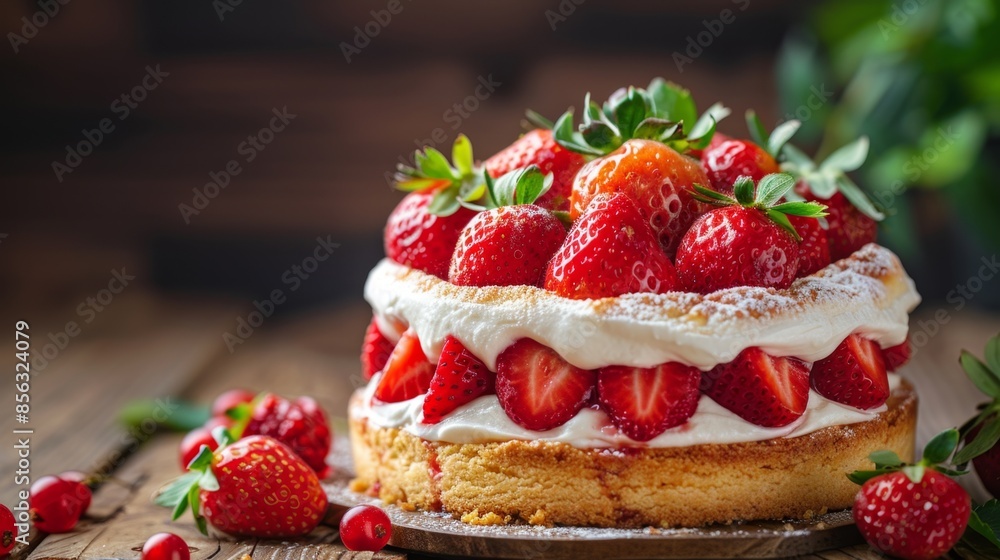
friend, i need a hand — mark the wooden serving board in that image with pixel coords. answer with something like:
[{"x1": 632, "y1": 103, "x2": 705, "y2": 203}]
[{"x1": 324, "y1": 450, "x2": 865, "y2": 559}]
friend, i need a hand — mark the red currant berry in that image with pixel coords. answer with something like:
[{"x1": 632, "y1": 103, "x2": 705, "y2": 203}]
[
  {"x1": 57, "y1": 472, "x2": 93, "y2": 515},
  {"x1": 0, "y1": 504, "x2": 18, "y2": 555},
  {"x1": 30, "y1": 476, "x2": 83, "y2": 533},
  {"x1": 178, "y1": 427, "x2": 218, "y2": 470},
  {"x1": 141, "y1": 533, "x2": 190, "y2": 560},
  {"x1": 339, "y1": 505, "x2": 392, "y2": 551},
  {"x1": 211, "y1": 389, "x2": 255, "y2": 417}
]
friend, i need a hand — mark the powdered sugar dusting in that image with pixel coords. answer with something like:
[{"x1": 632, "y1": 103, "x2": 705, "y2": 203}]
[{"x1": 365, "y1": 243, "x2": 920, "y2": 371}]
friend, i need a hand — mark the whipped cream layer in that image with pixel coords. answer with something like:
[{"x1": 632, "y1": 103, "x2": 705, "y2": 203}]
[
  {"x1": 355, "y1": 372, "x2": 903, "y2": 447},
  {"x1": 365, "y1": 243, "x2": 921, "y2": 371}
]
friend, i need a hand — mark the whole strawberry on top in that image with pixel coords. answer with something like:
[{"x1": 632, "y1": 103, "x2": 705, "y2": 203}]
[
  {"x1": 545, "y1": 192, "x2": 679, "y2": 299},
  {"x1": 849, "y1": 430, "x2": 972, "y2": 560},
  {"x1": 699, "y1": 114, "x2": 801, "y2": 195},
  {"x1": 157, "y1": 431, "x2": 327, "y2": 538},
  {"x1": 484, "y1": 128, "x2": 585, "y2": 212},
  {"x1": 449, "y1": 166, "x2": 566, "y2": 287},
  {"x1": 674, "y1": 173, "x2": 827, "y2": 293},
  {"x1": 385, "y1": 135, "x2": 482, "y2": 279},
  {"x1": 550, "y1": 80, "x2": 729, "y2": 256}
]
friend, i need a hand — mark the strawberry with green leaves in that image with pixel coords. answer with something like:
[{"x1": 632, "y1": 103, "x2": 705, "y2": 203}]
[
  {"x1": 157, "y1": 431, "x2": 327, "y2": 538},
  {"x1": 544, "y1": 192, "x2": 679, "y2": 300},
  {"x1": 699, "y1": 113, "x2": 801, "y2": 195},
  {"x1": 386, "y1": 135, "x2": 482, "y2": 279},
  {"x1": 448, "y1": 166, "x2": 566, "y2": 287},
  {"x1": 674, "y1": 173, "x2": 827, "y2": 293},
  {"x1": 551, "y1": 80, "x2": 729, "y2": 255},
  {"x1": 849, "y1": 430, "x2": 971, "y2": 560},
  {"x1": 779, "y1": 134, "x2": 884, "y2": 261},
  {"x1": 484, "y1": 128, "x2": 586, "y2": 212},
  {"x1": 956, "y1": 333, "x2": 1000, "y2": 499}
]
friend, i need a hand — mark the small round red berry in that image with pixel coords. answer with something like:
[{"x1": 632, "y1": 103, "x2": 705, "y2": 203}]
[
  {"x1": 211, "y1": 389, "x2": 255, "y2": 417},
  {"x1": 0, "y1": 504, "x2": 18, "y2": 555},
  {"x1": 141, "y1": 533, "x2": 190, "y2": 560},
  {"x1": 178, "y1": 427, "x2": 218, "y2": 470},
  {"x1": 58, "y1": 472, "x2": 93, "y2": 515},
  {"x1": 30, "y1": 476, "x2": 83, "y2": 533},
  {"x1": 339, "y1": 505, "x2": 392, "y2": 552}
]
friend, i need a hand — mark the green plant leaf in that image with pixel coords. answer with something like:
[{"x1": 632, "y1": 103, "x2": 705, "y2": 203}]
[
  {"x1": 836, "y1": 176, "x2": 884, "y2": 220},
  {"x1": 154, "y1": 471, "x2": 201, "y2": 508},
  {"x1": 955, "y1": 416, "x2": 1000, "y2": 464},
  {"x1": 745, "y1": 110, "x2": 769, "y2": 148},
  {"x1": 966, "y1": 501, "x2": 1000, "y2": 549},
  {"x1": 847, "y1": 468, "x2": 895, "y2": 485},
  {"x1": 820, "y1": 136, "x2": 869, "y2": 173},
  {"x1": 780, "y1": 143, "x2": 815, "y2": 169},
  {"x1": 452, "y1": 134, "x2": 473, "y2": 176},
  {"x1": 733, "y1": 177, "x2": 756, "y2": 205},
  {"x1": 986, "y1": 334, "x2": 1000, "y2": 376},
  {"x1": 691, "y1": 184, "x2": 737, "y2": 205},
  {"x1": 118, "y1": 399, "x2": 210, "y2": 433},
  {"x1": 552, "y1": 111, "x2": 604, "y2": 156},
  {"x1": 199, "y1": 469, "x2": 220, "y2": 492},
  {"x1": 901, "y1": 463, "x2": 926, "y2": 484},
  {"x1": 646, "y1": 78, "x2": 697, "y2": 128},
  {"x1": 962, "y1": 351, "x2": 1000, "y2": 399},
  {"x1": 770, "y1": 201, "x2": 828, "y2": 217},
  {"x1": 580, "y1": 122, "x2": 619, "y2": 151},
  {"x1": 756, "y1": 173, "x2": 796, "y2": 206},
  {"x1": 869, "y1": 449, "x2": 903, "y2": 469},
  {"x1": 524, "y1": 109, "x2": 553, "y2": 130},
  {"x1": 613, "y1": 87, "x2": 647, "y2": 139},
  {"x1": 417, "y1": 148, "x2": 455, "y2": 180},
  {"x1": 689, "y1": 102, "x2": 731, "y2": 140},
  {"x1": 765, "y1": 209, "x2": 801, "y2": 241},
  {"x1": 491, "y1": 166, "x2": 549, "y2": 207},
  {"x1": 428, "y1": 184, "x2": 462, "y2": 216},
  {"x1": 922, "y1": 428, "x2": 960, "y2": 464},
  {"x1": 395, "y1": 177, "x2": 447, "y2": 192},
  {"x1": 767, "y1": 120, "x2": 802, "y2": 157}
]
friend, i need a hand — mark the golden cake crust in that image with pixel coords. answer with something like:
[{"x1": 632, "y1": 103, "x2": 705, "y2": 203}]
[{"x1": 348, "y1": 380, "x2": 917, "y2": 528}]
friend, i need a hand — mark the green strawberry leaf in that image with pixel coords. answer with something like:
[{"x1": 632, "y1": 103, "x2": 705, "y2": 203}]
[
  {"x1": 689, "y1": 103, "x2": 731, "y2": 141},
  {"x1": 745, "y1": 110, "x2": 769, "y2": 149},
  {"x1": 415, "y1": 148, "x2": 455, "y2": 180},
  {"x1": 691, "y1": 184, "x2": 738, "y2": 205},
  {"x1": 612, "y1": 87, "x2": 648, "y2": 139},
  {"x1": 647, "y1": 78, "x2": 697, "y2": 127},
  {"x1": 836, "y1": 175, "x2": 885, "y2": 221},
  {"x1": 155, "y1": 471, "x2": 200, "y2": 509},
  {"x1": 452, "y1": 134, "x2": 473, "y2": 176},
  {"x1": 962, "y1": 351, "x2": 1000, "y2": 399},
  {"x1": 901, "y1": 463, "x2": 926, "y2": 484},
  {"x1": 119, "y1": 399, "x2": 210, "y2": 433},
  {"x1": 429, "y1": 184, "x2": 462, "y2": 216},
  {"x1": 765, "y1": 210, "x2": 801, "y2": 241},
  {"x1": 780, "y1": 143, "x2": 815, "y2": 169},
  {"x1": 490, "y1": 165, "x2": 551, "y2": 207},
  {"x1": 770, "y1": 201, "x2": 827, "y2": 217},
  {"x1": 524, "y1": 109, "x2": 554, "y2": 130},
  {"x1": 393, "y1": 177, "x2": 447, "y2": 192},
  {"x1": 922, "y1": 428, "x2": 960, "y2": 464},
  {"x1": 757, "y1": 173, "x2": 796, "y2": 206},
  {"x1": 986, "y1": 334, "x2": 1000, "y2": 378},
  {"x1": 820, "y1": 136, "x2": 869, "y2": 174},
  {"x1": 870, "y1": 449, "x2": 904, "y2": 469},
  {"x1": 553, "y1": 110, "x2": 604, "y2": 156},
  {"x1": 955, "y1": 416, "x2": 1000, "y2": 464},
  {"x1": 966, "y1": 500, "x2": 1000, "y2": 549},
  {"x1": 733, "y1": 176, "x2": 756, "y2": 206},
  {"x1": 767, "y1": 120, "x2": 801, "y2": 158},
  {"x1": 847, "y1": 467, "x2": 899, "y2": 485}
]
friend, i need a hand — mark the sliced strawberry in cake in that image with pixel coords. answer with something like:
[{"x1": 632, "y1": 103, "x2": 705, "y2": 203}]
[
  {"x1": 701, "y1": 347, "x2": 811, "y2": 428},
  {"x1": 811, "y1": 334, "x2": 890, "y2": 410},
  {"x1": 372, "y1": 329, "x2": 434, "y2": 404},
  {"x1": 596, "y1": 363, "x2": 701, "y2": 442}
]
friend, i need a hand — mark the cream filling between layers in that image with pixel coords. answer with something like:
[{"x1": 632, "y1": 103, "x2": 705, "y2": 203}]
[
  {"x1": 354, "y1": 373, "x2": 902, "y2": 447},
  {"x1": 365, "y1": 243, "x2": 921, "y2": 372}
]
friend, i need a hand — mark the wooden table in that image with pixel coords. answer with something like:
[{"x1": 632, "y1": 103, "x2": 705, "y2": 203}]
[{"x1": 2, "y1": 292, "x2": 996, "y2": 560}]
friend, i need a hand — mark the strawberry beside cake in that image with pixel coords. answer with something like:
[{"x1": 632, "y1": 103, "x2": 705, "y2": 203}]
[{"x1": 350, "y1": 80, "x2": 920, "y2": 528}]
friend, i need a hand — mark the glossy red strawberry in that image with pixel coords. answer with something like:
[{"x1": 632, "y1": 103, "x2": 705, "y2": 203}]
[
  {"x1": 545, "y1": 193, "x2": 679, "y2": 299},
  {"x1": 570, "y1": 139, "x2": 708, "y2": 256},
  {"x1": 242, "y1": 394, "x2": 332, "y2": 477},
  {"x1": 373, "y1": 329, "x2": 434, "y2": 403},
  {"x1": 789, "y1": 214, "x2": 831, "y2": 277},
  {"x1": 597, "y1": 362, "x2": 701, "y2": 441},
  {"x1": 423, "y1": 336, "x2": 495, "y2": 424},
  {"x1": 854, "y1": 470, "x2": 970, "y2": 560},
  {"x1": 495, "y1": 339, "x2": 597, "y2": 431},
  {"x1": 797, "y1": 187, "x2": 877, "y2": 261},
  {"x1": 701, "y1": 139, "x2": 780, "y2": 195},
  {"x1": 449, "y1": 204, "x2": 566, "y2": 288},
  {"x1": 159, "y1": 435, "x2": 328, "y2": 538},
  {"x1": 384, "y1": 191, "x2": 476, "y2": 279},
  {"x1": 361, "y1": 317, "x2": 396, "y2": 380},
  {"x1": 812, "y1": 335, "x2": 889, "y2": 410},
  {"x1": 0, "y1": 504, "x2": 16, "y2": 556},
  {"x1": 701, "y1": 347, "x2": 810, "y2": 428},
  {"x1": 883, "y1": 337, "x2": 912, "y2": 372},
  {"x1": 485, "y1": 129, "x2": 586, "y2": 212},
  {"x1": 179, "y1": 426, "x2": 218, "y2": 470}
]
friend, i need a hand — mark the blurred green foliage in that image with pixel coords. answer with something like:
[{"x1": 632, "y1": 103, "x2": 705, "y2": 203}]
[{"x1": 778, "y1": 0, "x2": 1000, "y2": 259}]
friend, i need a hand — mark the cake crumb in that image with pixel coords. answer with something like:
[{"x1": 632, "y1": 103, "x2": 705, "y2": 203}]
[
  {"x1": 240, "y1": 555, "x2": 252, "y2": 560},
  {"x1": 398, "y1": 501, "x2": 417, "y2": 512},
  {"x1": 783, "y1": 523, "x2": 795, "y2": 531},
  {"x1": 528, "y1": 509, "x2": 550, "y2": 526},
  {"x1": 348, "y1": 479, "x2": 368, "y2": 493},
  {"x1": 461, "y1": 509, "x2": 511, "y2": 526}
]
